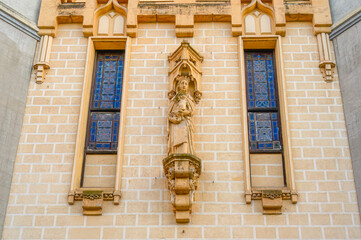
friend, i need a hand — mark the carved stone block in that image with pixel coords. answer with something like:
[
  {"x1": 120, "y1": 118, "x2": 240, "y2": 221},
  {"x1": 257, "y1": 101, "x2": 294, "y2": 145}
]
[
  {"x1": 82, "y1": 190, "x2": 103, "y2": 216},
  {"x1": 261, "y1": 190, "x2": 283, "y2": 215}
]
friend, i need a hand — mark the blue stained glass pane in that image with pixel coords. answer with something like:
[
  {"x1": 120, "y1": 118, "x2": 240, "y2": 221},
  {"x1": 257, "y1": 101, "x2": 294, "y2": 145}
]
[
  {"x1": 255, "y1": 72, "x2": 267, "y2": 82},
  {"x1": 88, "y1": 112, "x2": 120, "y2": 151},
  {"x1": 100, "y1": 102, "x2": 113, "y2": 109},
  {"x1": 88, "y1": 51, "x2": 124, "y2": 151},
  {"x1": 245, "y1": 52, "x2": 277, "y2": 109},
  {"x1": 92, "y1": 53, "x2": 124, "y2": 110},
  {"x1": 248, "y1": 112, "x2": 281, "y2": 151},
  {"x1": 245, "y1": 52, "x2": 281, "y2": 151},
  {"x1": 249, "y1": 113, "x2": 255, "y2": 120}
]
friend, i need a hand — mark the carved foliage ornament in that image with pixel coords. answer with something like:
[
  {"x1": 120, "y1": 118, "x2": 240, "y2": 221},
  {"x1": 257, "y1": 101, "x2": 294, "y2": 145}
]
[{"x1": 163, "y1": 41, "x2": 203, "y2": 223}]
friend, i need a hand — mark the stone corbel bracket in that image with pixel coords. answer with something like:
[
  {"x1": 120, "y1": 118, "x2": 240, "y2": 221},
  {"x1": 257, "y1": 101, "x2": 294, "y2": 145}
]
[
  {"x1": 250, "y1": 189, "x2": 297, "y2": 215},
  {"x1": 163, "y1": 154, "x2": 201, "y2": 223},
  {"x1": 33, "y1": 35, "x2": 53, "y2": 84},
  {"x1": 68, "y1": 190, "x2": 119, "y2": 215},
  {"x1": 316, "y1": 32, "x2": 335, "y2": 82}
]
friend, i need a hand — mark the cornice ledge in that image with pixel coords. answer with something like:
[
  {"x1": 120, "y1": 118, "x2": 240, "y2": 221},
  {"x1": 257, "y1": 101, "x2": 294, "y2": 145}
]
[
  {"x1": 0, "y1": 2, "x2": 40, "y2": 40},
  {"x1": 330, "y1": 7, "x2": 361, "y2": 40}
]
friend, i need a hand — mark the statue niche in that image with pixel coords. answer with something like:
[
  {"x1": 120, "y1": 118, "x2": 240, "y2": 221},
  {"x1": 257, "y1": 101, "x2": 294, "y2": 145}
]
[{"x1": 163, "y1": 41, "x2": 203, "y2": 223}]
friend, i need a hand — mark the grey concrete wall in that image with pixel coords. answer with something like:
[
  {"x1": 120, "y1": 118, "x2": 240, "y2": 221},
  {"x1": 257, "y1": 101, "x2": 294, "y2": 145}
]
[
  {"x1": 0, "y1": 0, "x2": 41, "y2": 23},
  {"x1": 332, "y1": 20, "x2": 361, "y2": 215},
  {"x1": 0, "y1": 18, "x2": 38, "y2": 238},
  {"x1": 329, "y1": 0, "x2": 361, "y2": 24}
]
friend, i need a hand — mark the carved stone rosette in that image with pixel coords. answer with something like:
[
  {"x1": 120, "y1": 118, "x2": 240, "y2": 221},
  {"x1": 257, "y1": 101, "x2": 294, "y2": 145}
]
[
  {"x1": 164, "y1": 41, "x2": 203, "y2": 223},
  {"x1": 163, "y1": 154, "x2": 201, "y2": 223}
]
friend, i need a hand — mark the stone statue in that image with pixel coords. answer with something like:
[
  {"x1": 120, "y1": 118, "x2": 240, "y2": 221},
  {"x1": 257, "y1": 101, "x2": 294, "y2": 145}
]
[
  {"x1": 163, "y1": 41, "x2": 203, "y2": 223},
  {"x1": 167, "y1": 76, "x2": 195, "y2": 155}
]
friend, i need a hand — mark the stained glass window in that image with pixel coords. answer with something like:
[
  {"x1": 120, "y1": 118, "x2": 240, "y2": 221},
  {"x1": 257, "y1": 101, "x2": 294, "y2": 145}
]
[
  {"x1": 245, "y1": 51, "x2": 282, "y2": 151},
  {"x1": 93, "y1": 54, "x2": 124, "y2": 110},
  {"x1": 246, "y1": 52, "x2": 277, "y2": 109},
  {"x1": 88, "y1": 112, "x2": 120, "y2": 151},
  {"x1": 86, "y1": 51, "x2": 124, "y2": 152}
]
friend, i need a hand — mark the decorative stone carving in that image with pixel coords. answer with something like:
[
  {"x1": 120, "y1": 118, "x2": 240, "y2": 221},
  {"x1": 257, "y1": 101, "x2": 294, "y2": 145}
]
[
  {"x1": 38, "y1": 0, "x2": 332, "y2": 39},
  {"x1": 261, "y1": 190, "x2": 283, "y2": 215},
  {"x1": 82, "y1": 190, "x2": 103, "y2": 216},
  {"x1": 316, "y1": 33, "x2": 336, "y2": 82},
  {"x1": 33, "y1": 35, "x2": 53, "y2": 84},
  {"x1": 68, "y1": 190, "x2": 117, "y2": 215},
  {"x1": 163, "y1": 154, "x2": 201, "y2": 223},
  {"x1": 249, "y1": 188, "x2": 298, "y2": 214},
  {"x1": 242, "y1": 0, "x2": 275, "y2": 36},
  {"x1": 94, "y1": 0, "x2": 127, "y2": 37},
  {"x1": 164, "y1": 41, "x2": 203, "y2": 223}
]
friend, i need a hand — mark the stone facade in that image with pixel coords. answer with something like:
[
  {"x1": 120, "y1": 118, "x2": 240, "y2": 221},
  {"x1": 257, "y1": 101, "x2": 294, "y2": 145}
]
[
  {"x1": 2, "y1": 0, "x2": 361, "y2": 239},
  {"x1": 0, "y1": 0, "x2": 41, "y2": 237}
]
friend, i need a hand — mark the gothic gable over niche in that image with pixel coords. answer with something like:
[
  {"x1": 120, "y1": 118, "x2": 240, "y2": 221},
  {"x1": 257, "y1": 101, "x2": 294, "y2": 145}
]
[
  {"x1": 94, "y1": 0, "x2": 127, "y2": 36},
  {"x1": 168, "y1": 41, "x2": 204, "y2": 104},
  {"x1": 242, "y1": 0, "x2": 275, "y2": 36}
]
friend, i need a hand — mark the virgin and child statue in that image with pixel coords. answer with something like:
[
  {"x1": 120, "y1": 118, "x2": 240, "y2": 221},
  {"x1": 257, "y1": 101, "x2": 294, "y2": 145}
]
[{"x1": 167, "y1": 76, "x2": 196, "y2": 156}]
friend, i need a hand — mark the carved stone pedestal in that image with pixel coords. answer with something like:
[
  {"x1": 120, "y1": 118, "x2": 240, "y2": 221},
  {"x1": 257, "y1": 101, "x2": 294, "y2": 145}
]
[{"x1": 163, "y1": 153, "x2": 201, "y2": 223}]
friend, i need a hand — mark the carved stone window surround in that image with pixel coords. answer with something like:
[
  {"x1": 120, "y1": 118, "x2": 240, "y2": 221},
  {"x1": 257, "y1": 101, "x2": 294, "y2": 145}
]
[
  {"x1": 68, "y1": 36, "x2": 131, "y2": 215},
  {"x1": 238, "y1": 35, "x2": 298, "y2": 214}
]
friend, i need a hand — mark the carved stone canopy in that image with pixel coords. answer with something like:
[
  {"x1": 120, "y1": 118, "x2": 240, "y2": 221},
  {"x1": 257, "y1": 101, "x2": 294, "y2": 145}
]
[{"x1": 168, "y1": 40, "x2": 203, "y2": 104}]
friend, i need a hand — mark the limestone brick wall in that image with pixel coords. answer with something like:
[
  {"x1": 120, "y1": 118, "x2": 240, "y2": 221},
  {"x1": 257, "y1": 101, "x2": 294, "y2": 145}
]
[{"x1": 2, "y1": 22, "x2": 361, "y2": 239}]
